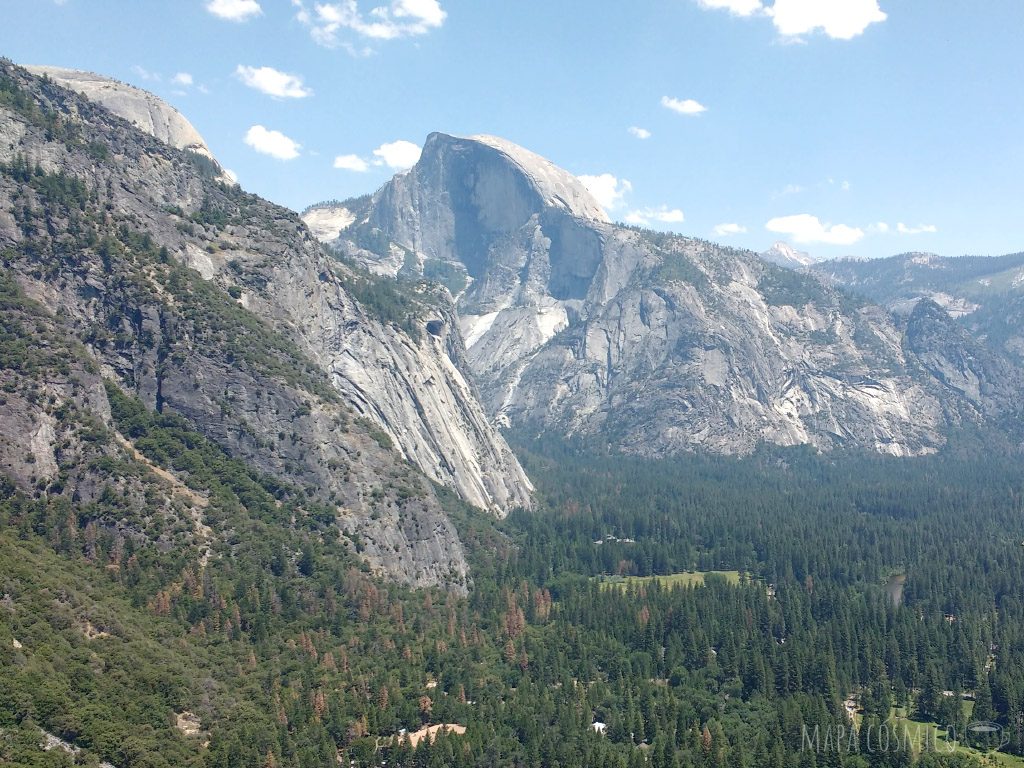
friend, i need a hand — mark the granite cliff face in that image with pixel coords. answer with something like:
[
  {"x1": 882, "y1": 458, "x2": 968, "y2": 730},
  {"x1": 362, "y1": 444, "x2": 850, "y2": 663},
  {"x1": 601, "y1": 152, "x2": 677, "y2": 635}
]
[
  {"x1": 902, "y1": 299, "x2": 1024, "y2": 419},
  {"x1": 0, "y1": 63, "x2": 530, "y2": 588},
  {"x1": 324, "y1": 133, "x2": 1023, "y2": 456},
  {"x1": 327, "y1": 132, "x2": 627, "y2": 424}
]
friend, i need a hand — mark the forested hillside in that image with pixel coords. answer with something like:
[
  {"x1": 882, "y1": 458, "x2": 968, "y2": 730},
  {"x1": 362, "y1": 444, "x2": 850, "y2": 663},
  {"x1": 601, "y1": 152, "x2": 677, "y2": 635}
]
[{"x1": 5, "y1": 409, "x2": 1024, "y2": 766}]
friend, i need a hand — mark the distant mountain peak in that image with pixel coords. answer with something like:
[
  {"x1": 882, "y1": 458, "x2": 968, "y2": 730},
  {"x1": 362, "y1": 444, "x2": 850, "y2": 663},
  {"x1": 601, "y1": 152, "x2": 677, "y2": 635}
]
[{"x1": 760, "y1": 241, "x2": 817, "y2": 269}]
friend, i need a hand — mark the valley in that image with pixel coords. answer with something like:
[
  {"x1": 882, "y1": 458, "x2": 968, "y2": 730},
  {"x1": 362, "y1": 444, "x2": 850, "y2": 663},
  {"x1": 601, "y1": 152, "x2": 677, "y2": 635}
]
[{"x1": 2, "y1": 53, "x2": 1024, "y2": 768}]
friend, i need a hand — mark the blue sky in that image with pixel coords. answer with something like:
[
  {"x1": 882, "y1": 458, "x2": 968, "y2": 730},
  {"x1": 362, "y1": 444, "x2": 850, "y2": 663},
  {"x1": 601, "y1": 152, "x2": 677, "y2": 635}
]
[{"x1": 3, "y1": 0, "x2": 1023, "y2": 259}]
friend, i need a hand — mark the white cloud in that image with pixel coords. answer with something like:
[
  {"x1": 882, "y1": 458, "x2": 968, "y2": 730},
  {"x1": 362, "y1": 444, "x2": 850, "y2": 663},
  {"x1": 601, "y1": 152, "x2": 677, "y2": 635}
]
[
  {"x1": 206, "y1": 0, "x2": 263, "y2": 22},
  {"x1": 334, "y1": 154, "x2": 370, "y2": 172},
  {"x1": 131, "y1": 65, "x2": 160, "y2": 82},
  {"x1": 696, "y1": 0, "x2": 763, "y2": 16},
  {"x1": 244, "y1": 125, "x2": 301, "y2": 160},
  {"x1": 661, "y1": 96, "x2": 707, "y2": 115},
  {"x1": 775, "y1": 183, "x2": 803, "y2": 197},
  {"x1": 235, "y1": 65, "x2": 312, "y2": 99},
  {"x1": 625, "y1": 206, "x2": 686, "y2": 226},
  {"x1": 628, "y1": 126, "x2": 652, "y2": 140},
  {"x1": 223, "y1": 168, "x2": 240, "y2": 184},
  {"x1": 767, "y1": 0, "x2": 886, "y2": 40},
  {"x1": 896, "y1": 222, "x2": 937, "y2": 235},
  {"x1": 394, "y1": 0, "x2": 445, "y2": 26},
  {"x1": 694, "y1": 0, "x2": 886, "y2": 41},
  {"x1": 765, "y1": 213, "x2": 863, "y2": 245},
  {"x1": 172, "y1": 72, "x2": 194, "y2": 87},
  {"x1": 713, "y1": 222, "x2": 747, "y2": 236},
  {"x1": 577, "y1": 174, "x2": 633, "y2": 211},
  {"x1": 296, "y1": 0, "x2": 446, "y2": 47},
  {"x1": 867, "y1": 221, "x2": 936, "y2": 236},
  {"x1": 841, "y1": 180, "x2": 850, "y2": 191},
  {"x1": 372, "y1": 140, "x2": 422, "y2": 169}
]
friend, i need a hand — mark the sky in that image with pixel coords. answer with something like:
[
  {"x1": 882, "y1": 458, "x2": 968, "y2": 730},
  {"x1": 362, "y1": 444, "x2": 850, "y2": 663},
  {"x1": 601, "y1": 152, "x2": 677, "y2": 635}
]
[{"x1": 3, "y1": 0, "x2": 1023, "y2": 259}]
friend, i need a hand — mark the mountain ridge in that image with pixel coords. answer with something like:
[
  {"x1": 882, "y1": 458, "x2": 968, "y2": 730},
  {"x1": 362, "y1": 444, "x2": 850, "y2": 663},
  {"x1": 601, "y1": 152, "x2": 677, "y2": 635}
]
[
  {"x1": 320, "y1": 132, "x2": 1024, "y2": 456},
  {"x1": 0, "y1": 61, "x2": 530, "y2": 589},
  {"x1": 24, "y1": 65, "x2": 226, "y2": 173}
]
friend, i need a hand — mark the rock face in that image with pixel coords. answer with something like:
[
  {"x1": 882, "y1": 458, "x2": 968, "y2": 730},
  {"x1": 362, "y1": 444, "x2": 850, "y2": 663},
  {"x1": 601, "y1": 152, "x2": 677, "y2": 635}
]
[
  {"x1": 328, "y1": 133, "x2": 1024, "y2": 456},
  {"x1": 333, "y1": 132, "x2": 623, "y2": 423},
  {"x1": 242, "y1": 249, "x2": 533, "y2": 515},
  {"x1": 903, "y1": 300, "x2": 1023, "y2": 419},
  {"x1": 0, "y1": 62, "x2": 530, "y2": 588}
]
